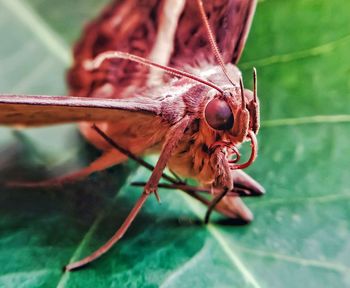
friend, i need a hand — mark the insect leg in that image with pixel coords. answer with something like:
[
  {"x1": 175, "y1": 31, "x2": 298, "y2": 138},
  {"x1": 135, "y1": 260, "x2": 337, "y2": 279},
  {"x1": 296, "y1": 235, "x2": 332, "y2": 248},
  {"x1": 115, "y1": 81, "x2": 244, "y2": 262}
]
[
  {"x1": 141, "y1": 117, "x2": 190, "y2": 201},
  {"x1": 204, "y1": 169, "x2": 264, "y2": 224},
  {"x1": 189, "y1": 189, "x2": 253, "y2": 224},
  {"x1": 203, "y1": 144, "x2": 259, "y2": 224},
  {"x1": 204, "y1": 188, "x2": 229, "y2": 224},
  {"x1": 132, "y1": 181, "x2": 259, "y2": 226},
  {"x1": 133, "y1": 176, "x2": 256, "y2": 225},
  {"x1": 92, "y1": 124, "x2": 255, "y2": 224},
  {"x1": 65, "y1": 191, "x2": 150, "y2": 271},
  {"x1": 91, "y1": 127, "x2": 221, "y2": 210},
  {"x1": 92, "y1": 117, "x2": 189, "y2": 202},
  {"x1": 131, "y1": 182, "x2": 256, "y2": 198},
  {"x1": 91, "y1": 124, "x2": 179, "y2": 186},
  {"x1": 5, "y1": 150, "x2": 127, "y2": 188},
  {"x1": 66, "y1": 117, "x2": 191, "y2": 270}
]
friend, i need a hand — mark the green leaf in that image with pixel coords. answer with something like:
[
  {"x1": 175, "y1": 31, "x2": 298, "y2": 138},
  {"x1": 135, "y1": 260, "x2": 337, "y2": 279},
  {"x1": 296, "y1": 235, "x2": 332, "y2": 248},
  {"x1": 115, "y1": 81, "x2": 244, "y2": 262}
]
[{"x1": 0, "y1": 0, "x2": 350, "y2": 287}]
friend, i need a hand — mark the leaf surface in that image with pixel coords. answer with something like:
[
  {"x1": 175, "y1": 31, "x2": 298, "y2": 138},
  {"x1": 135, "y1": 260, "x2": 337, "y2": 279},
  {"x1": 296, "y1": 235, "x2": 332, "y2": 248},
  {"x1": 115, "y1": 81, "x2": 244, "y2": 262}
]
[{"x1": 0, "y1": 0, "x2": 349, "y2": 287}]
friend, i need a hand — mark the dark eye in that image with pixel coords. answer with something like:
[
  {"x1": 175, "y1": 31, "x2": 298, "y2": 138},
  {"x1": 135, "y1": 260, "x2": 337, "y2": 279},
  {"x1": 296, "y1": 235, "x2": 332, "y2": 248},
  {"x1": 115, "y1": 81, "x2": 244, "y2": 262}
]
[{"x1": 204, "y1": 98, "x2": 234, "y2": 130}]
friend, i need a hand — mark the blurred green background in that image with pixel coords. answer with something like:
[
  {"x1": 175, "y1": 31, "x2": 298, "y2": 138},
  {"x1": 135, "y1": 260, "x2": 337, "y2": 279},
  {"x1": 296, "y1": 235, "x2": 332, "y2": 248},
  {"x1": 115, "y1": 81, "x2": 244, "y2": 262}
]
[{"x1": 0, "y1": 0, "x2": 350, "y2": 287}]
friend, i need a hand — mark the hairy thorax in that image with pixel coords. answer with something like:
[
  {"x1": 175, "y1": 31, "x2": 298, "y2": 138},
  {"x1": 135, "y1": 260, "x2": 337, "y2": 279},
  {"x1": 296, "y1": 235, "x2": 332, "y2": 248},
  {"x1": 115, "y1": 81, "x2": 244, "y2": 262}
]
[
  {"x1": 167, "y1": 116, "x2": 233, "y2": 190},
  {"x1": 167, "y1": 118, "x2": 216, "y2": 185}
]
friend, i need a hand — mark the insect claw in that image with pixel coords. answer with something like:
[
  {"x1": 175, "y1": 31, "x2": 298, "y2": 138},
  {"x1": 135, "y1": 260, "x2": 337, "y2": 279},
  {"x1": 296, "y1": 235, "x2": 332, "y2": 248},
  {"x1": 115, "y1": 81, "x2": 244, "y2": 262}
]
[
  {"x1": 131, "y1": 182, "x2": 162, "y2": 203},
  {"x1": 154, "y1": 191, "x2": 161, "y2": 203}
]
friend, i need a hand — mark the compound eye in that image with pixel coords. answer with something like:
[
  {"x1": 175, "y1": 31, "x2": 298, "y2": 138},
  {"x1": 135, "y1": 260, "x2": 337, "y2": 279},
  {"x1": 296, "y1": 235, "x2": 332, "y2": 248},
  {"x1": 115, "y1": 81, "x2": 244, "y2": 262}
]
[{"x1": 204, "y1": 98, "x2": 234, "y2": 130}]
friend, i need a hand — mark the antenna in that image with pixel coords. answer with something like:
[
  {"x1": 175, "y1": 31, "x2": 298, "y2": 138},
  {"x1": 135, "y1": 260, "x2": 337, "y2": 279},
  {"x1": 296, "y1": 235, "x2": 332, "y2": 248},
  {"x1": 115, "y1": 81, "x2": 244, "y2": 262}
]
[
  {"x1": 196, "y1": 0, "x2": 236, "y2": 87},
  {"x1": 84, "y1": 51, "x2": 224, "y2": 94}
]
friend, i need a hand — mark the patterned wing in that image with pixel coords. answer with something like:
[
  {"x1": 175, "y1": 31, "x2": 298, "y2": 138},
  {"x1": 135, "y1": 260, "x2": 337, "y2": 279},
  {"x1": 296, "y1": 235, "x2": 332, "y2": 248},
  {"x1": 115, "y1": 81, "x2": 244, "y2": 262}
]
[
  {"x1": 170, "y1": 0, "x2": 257, "y2": 68},
  {"x1": 68, "y1": 0, "x2": 186, "y2": 99},
  {"x1": 68, "y1": 0, "x2": 256, "y2": 100}
]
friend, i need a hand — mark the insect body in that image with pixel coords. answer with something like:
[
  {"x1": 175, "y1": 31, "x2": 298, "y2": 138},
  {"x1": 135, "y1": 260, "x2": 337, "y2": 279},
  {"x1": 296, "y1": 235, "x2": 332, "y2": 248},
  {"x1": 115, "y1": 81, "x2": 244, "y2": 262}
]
[{"x1": 0, "y1": 0, "x2": 264, "y2": 270}]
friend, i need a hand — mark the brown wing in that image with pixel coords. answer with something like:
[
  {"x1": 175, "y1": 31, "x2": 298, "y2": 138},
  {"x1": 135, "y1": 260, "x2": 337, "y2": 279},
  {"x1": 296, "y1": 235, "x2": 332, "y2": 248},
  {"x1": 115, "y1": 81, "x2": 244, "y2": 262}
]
[
  {"x1": 0, "y1": 94, "x2": 161, "y2": 126},
  {"x1": 170, "y1": 0, "x2": 257, "y2": 67},
  {"x1": 68, "y1": 0, "x2": 256, "y2": 101},
  {"x1": 68, "y1": 0, "x2": 167, "y2": 99}
]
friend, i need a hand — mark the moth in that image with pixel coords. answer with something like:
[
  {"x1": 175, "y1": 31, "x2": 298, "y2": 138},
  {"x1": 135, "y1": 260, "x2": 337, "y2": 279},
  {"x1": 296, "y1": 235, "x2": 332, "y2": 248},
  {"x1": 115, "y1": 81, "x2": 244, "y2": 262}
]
[{"x1": 0, "y1": 0, "x2": 264, "y2": 270}]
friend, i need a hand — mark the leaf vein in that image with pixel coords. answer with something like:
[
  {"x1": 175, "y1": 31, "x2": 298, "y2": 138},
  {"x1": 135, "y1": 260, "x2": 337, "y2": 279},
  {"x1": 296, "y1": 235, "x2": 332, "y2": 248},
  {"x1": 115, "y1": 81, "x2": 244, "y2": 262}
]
[
  {"x1": 240, "y1": 33, "x2": 350, "y2": 68},
  {"x1": 56, "y1": 216, "x2": 104, "y2": 288},
  {"x1": 250, "y1": 192, "x2": 350, "y2": 208},
  {"x1": 261, "y1": 114, "x2": 350, "y2": 128},
  {"x1": 235, "y1": 245, "x2": 350, "y2": 273},
  {"x1": 180, "y1": 193, "x2": 262, "y2": 288},
  {"x1": 12, "y1": 58, "x2": 53, "y2": 92},
  {"x1": 0, "y1": 0, "x2": 71, "y2": 65},
  {"x1": 55, "y1": 169, "x2": 143, "y2": 287},
  {"x1": 160, "y1": 240, "x2": 210, "y2": 288}
]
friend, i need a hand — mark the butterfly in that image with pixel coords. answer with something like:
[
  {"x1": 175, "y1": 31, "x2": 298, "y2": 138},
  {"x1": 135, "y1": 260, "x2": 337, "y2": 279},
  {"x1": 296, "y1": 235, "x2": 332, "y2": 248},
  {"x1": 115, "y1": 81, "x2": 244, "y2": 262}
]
[{"x1": 0, "y1": 0, "x2": 264, "y2": 270}]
